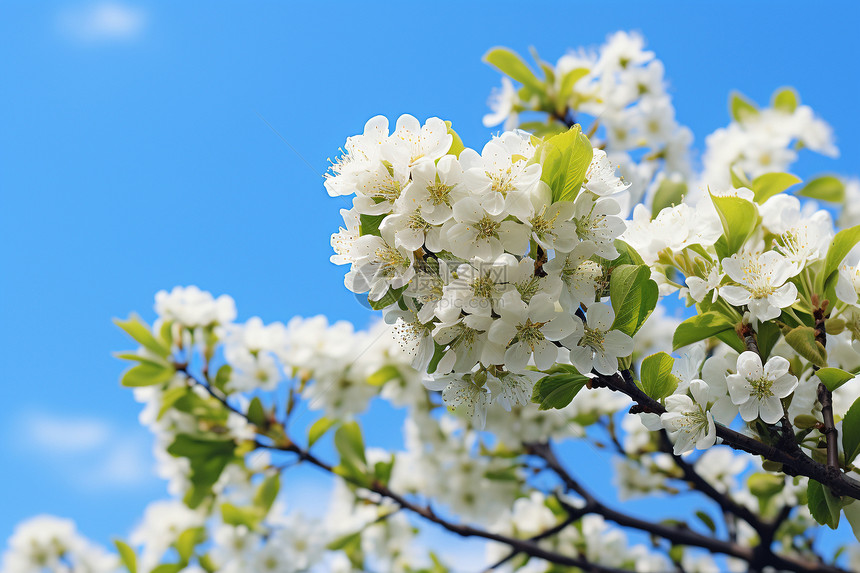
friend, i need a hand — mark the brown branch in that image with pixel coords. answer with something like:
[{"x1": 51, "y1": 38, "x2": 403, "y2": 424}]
[
  {"x1": 264, "y1": 441, "x2": 632, "y2": 573},
  {"x1": 589, "y1": 370, "x2": 860, "y2": 499},
  {"x1": 657, "y1": 431, "x2": 767, "y2": 534},
  {"x1": 813, "y1": 301, "x2": 840, "y2": 469},
  {"x1": 526, "y1": 440, "x2": 845, "y2": 573}
]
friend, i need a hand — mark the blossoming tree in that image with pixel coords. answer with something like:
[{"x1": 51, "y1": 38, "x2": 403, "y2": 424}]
[{"x1": 8, "y1": 31, "x2": 860, "y2": 573}]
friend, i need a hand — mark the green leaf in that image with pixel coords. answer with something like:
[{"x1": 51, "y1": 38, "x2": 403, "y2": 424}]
[
  {"x1": 246, "y1": 397, "x2": 266, "y2": 427},
  {"x1": 694, "y1": 511, "x2": 716, "y2": 534},
  {"x1": 751, "y1": 172, "x2": 801, "y2": 204},
  {"x1": 113, "y1": 352, "x2": 170, "y2": 368},
  {"x1": 639, "y1": 352, "x2": 677, "y2": 400},
  {"x1": 114, "y1": 540, "x2": 137, "y2": 573},
  {"x1": 756, "y1": 320, "x2": 781, "y2": 361},
  {"x1": 334, "y1": 421, "x2": 367, "y2": 472},
  {"x1": 558, "y1": 67, "x2": 589, "y2": 99},
  {"x1": 120, "y1": 362, "x2": 175, "y2": 387},
  {"x1": 730, "y1": 167, "x2": 752, "y2": 190},
  {"x1": 374, "y1": 456, "x2": 395, "y2": 484},
  {"x1": 254, "y1": 473, "x2": 281, "y2": 513},
  {"x1": 213, "y1": 364, "x2": 232, "y2": 392},
  {"x1": 175, "y1": 527, "x2": 205, "y2": 563},
  {"x1": 844, "y1": 500, "x2": 860, "y2": 542},
  {"x1": 537, "y1": 125, "x2": 593, "y2": 204},
  {"x1": 114, "y1": 314, "x2": 170, "y2": 358},
  {"x1": 807, "y1": 480, "x2": 841, "y2": 529},
  {"x1": 327, "y1": 530, "x2": 362, "y2": 552},
  {"x1": 817, "y1": 368, "x2": 854, "y2": 392},
  {"x1": 730, "y1": 91, "x2": 759, "y2": 123},
  {"x1": 167, "y1": 435, "x2": 236, "y2": 509},
  {"x1": 308, "y1": 417, "x2": 337, "y2": 447},
  {"x1": 198, "y1": 555, "x2": 217, "y2": 573},
  {"x1": 710, "y1": 192, "x2": 758, "y2": 255},
  {"x1": 157, "y1": 386, "x2": 190, "y2": 420},
  {"x1": 820, "y1": 224, "x2": 860, "y2": 294},
  {"x1": 748, "y1": 472, "x2": 784, "y2": 499},
  {"x1": 842, "y1": 398, "x2": 860, "y2": 466},
  {"x1": 651, "y1": 179, "x2": 687, "y2": 216},
  {"x1": 221, "y1": 503, "x2": 263, "y2": 529},
  {"x1": 368, "y1": 286, "x2": 405, "y2": 311},
  {"x1": 483, "y1": 47, "x2": 544, "y2": 93},
  {"x1": 359, "y1": 213, "x2": 386, "y2": 237},
  {"x1": 367, "y1": 364, "x2": 401, "y2": 386},
  {"x1": 531, "y1": 368, "x2": 589, "y2": 410},
  {"x1": 784, "y1": 326, "x2": 827, "y2": 367},
  {"x1": 672, "y1": 311, "x2": 737, "y2": 350},
  {"x1": 797, "y1": 175, "x2": 845, "y2": 203},
  {"x1": 609, "y1": 264, "x2": 658, "y2": 336},
  {"x1": 444, "y1": 121, "x2": 465, "y2": 158},
  {"x1": 771, "y1": 87, "x2": 799, "y2": 112},
  {"x1": 150, "y1": 565, "x2": 184, "y2": 573}
]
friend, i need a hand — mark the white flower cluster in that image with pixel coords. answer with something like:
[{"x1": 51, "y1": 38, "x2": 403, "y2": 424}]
[
  {"x1": 486, "y1": 493, "x2": 673, "y2": 572},
  {"x1": 484, "y1": 31, "x2": 693, "y2": 204},
  {"x1": 328, "y1": 115, "x2": 635, "y2": 426},
  {"x1": 702, "y1": 95, "x2": 838, "y2": 190},
  {"x1": 1, "y1": 516, "x2": 116, "y2": 573}
]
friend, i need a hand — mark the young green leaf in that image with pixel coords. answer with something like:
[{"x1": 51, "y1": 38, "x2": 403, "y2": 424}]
[
  {"x1": 253, "y1": 473, "x2": 281, "y2": 513},
  {"x1": 751, "y1": 172, "x2": 800, "y2": 204},
  {"x1": 531, "y1": 369, "x2": 589, "y2": 410},
  {"x1": 537, "y1": 125, "x2": 593, "y2": 203},
  {"x1": 817, "y1": 368, "x2": 854, "y2": 392},
  {"x1": 120, "y1": 362, "x2": 175, "y2": 387},
  {"x1": 638, "y1": 352, "x2": 677, "y2": 400},
  {"x1": 609, "y1": 264, "x2": 658, "y2": 336},
  {"x1": 114, "y1": 314, "x2": 170, "y2": 358},
  {"x1": 808, "y1": 480, "x2": 841, "y2": 529},
  {"x1": 709, "y1": 192, "x2": 758, "y2": 255},
  {"x1": 730, "y1": 91, "x2": 759, "y2": 123},
  {"x1": 820, "y1": 224, "x2": 860, "y2": 293},
  {"x1": 672, "y1": 311, "x2": 737, "y2": 350},
  {"x1": 842, "y1": 398, "x2": 860, "y2": 466},
  {"x1": 771, "y1": 87, "x2": 799, "y2": 113},
  {"x1": 246, "y1": 397, "x2": 267, "y2": 428},
  {"x1": 114, "y1": 540, "x2": 137, "y2": 573},
  {"x1": 797, "y1": 175, "x2": 845, "y2": 203},
  {"x1": 483, "y1": 47, "x2": 545, "y2": 93},
  {"x1": 784, "y1": 326, "x2": 827, "y2": 367},
  {"x1": 308, "y1": 417, "x2": 337, "y2": 447},
  {"x1": 651, "y1": 179, "x2": 687, "y2": 216}
]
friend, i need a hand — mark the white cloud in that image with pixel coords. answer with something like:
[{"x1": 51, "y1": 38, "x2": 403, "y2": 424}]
[
  {"x1": 27, "y1": 412, "x2": 111, "y2": 453},
  {"x1": 16, "y1": 411, "x2": 155, "y2": 489},
  {"x1": 58, "y1": 2, "x2": 147, "y2": 43}
]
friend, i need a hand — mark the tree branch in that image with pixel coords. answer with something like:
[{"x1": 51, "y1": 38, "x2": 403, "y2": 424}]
[
  {"x1": 526, "y1": 441, "x2": 846, "y2": 573},
  {"x1": 591, "y1": 369, "x2": 860, "y2": 500},
  {"x1": 265, "y1": 441, "x2": 633, "y2": 573},
  {"x1": 813, "y1": 301, "x2": 840, "y2": 469}
]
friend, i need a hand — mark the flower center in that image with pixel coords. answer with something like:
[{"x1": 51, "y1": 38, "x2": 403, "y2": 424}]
[
  {"x1": 516, "y1": 318, "x2": 547, "y2": 351},
  {"x1": 580, "y1": 326, "x2": 605, "y2": 350},
  {"x1": 471, "y1": 274, "x2": 497, "y2": 299},
  {"x1": 516, "y1": 276, "x2": 541, "y2": 303},
  {"x1": 407, "y1": 211, "x2": 431, "y2": 232},
  {"x1": 375, "y1": 245, "x2": 409, "y2": 277},
  {"x1": 487, "y1": 169, "x2": 515, "y2": 196},
  {"x1": 529, "y1": 207, "x2": 560, "y2": 240},
  {"x1": 748, "y1": 376, "x2": 775, "y2": 400},
  {"x1": 427, "y1": 181, "x2": 453, "y2": 206},
  {"x1": 474, "y1": 215, "x2": 501, "y2": 240}
]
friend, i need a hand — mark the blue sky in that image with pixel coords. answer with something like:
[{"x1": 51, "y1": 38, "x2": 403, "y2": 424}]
[{"x1": 2, "y1": 0, "x2": 860, "y2": 564}]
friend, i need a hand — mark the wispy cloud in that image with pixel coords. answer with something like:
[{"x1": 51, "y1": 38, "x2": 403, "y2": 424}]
[
  {"x1": 15, "y1": 411, "x2": 155, "y2": 490},
  {"x1": 27, "y1": 412, "x2": 111, "y2": 453},
  {"x1": 57, "y1": 2, "x2": 148, "y2": 43}
]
